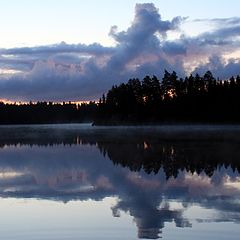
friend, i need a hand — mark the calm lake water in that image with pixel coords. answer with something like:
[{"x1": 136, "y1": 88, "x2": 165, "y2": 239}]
[{"x1": 0, "y1": 124, "x2": 240, "y2": 239}]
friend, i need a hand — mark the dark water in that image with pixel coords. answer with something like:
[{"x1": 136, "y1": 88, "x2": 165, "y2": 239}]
[{"x1": 0, "y1": 124, "x2": 240, "y2": 239}]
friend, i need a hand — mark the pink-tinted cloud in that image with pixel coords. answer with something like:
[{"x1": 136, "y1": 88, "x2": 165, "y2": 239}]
[{"x1": 0, "y1": 3, "x2": 239, "y2": 101}]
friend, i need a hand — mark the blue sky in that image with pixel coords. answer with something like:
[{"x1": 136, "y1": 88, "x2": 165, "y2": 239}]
[
  {"x1": 0, "y1": 1, "x2": 240, "y2": 101},
  {"x1": 0, "y1": 0, "x2": 239, "y2": 47}
]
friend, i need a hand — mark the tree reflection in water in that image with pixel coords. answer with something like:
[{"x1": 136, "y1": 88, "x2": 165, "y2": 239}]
[{"x1": 0, "y1": 125, "x2": 239, "y2": 239}]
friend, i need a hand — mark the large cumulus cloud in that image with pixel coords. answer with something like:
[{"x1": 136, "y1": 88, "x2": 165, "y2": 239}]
[{"x1": 0, "y1": 3, "x2": 239, "y2": 101}]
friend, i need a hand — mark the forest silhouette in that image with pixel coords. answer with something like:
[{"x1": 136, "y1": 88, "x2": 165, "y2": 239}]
[
  {"x1": 1, "y1": 70, "x2": 240, "y2": 124},
  {"x1": 0, "y1": 101, "x2": 97, "y2": 124},
  {"x1": 96, "y1": 70, "x2": 240, "y2": 124}
]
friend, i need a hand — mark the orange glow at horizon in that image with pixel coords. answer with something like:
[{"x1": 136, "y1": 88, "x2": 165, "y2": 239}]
[{"x1": 0, "y1": 99, "x2": 93, "y2": 105}]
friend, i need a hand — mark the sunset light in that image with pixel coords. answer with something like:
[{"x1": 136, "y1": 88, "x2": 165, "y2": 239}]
[{"x1": 0, "y1": 1, "x2": 240, "y2": 240}]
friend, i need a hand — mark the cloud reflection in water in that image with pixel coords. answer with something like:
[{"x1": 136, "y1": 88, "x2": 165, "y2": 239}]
[{"x1": 0, "y1": 125, "x2": 240, "y2": 239}]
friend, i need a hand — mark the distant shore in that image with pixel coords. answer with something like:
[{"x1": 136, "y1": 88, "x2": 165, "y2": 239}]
[{"x1": 92, "y1": 120, "x2": 240, "y2": 126}]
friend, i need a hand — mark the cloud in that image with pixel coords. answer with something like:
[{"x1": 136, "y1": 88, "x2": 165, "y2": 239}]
[
  {"x1": 0, "y1": 3, "x2": 239, "y2": 101},
  {"x1": 194, "y1": 56, "x2": 240, "y2": 78},
  {"x1": 194, "y1": 17, "x2": 240, "y2": 28}
]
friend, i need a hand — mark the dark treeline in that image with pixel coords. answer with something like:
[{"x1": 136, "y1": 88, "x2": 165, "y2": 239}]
[
  {"x1": 1, "y1": 70, "x2": 240, "y2": 124},
  {"x1": 0, "y1": 101, "x2": 97, "y2": 124},
  {"x1": 96, "y1": 70, "x2": 240, "y2": 124}
]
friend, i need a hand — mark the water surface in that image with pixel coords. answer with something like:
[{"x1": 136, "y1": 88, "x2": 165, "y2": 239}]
[{"x1": 0, "y1": 124, "x2": 240, "y2": 239}]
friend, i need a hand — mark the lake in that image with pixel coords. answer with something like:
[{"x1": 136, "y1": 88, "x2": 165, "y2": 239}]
[{"x1": 0, "y1": 124, "x2": 240, "y2": 239}]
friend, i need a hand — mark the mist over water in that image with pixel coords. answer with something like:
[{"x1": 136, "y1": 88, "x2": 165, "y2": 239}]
[{"x1": 0, "y1": 124, "x2": 240, "y2": 239}]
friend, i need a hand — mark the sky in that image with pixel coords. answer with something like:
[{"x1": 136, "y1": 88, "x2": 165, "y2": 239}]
[{"x1": 0, "y1": 0, "x2": 240, "y2": 102}]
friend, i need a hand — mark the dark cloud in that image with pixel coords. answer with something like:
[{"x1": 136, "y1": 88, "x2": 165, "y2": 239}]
[
  {"x1": 197, "y1": 26, "x2": 240, "y2": 46},
  {"x1": 0, "y1": 42, "x2": 114, "y2": 56},
  {"x1": 0, "y1": 3, "x2": 239, "y2": 101},
  {"x1": 162, "y1": 41, "x2": 187, "y2": 55}
]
